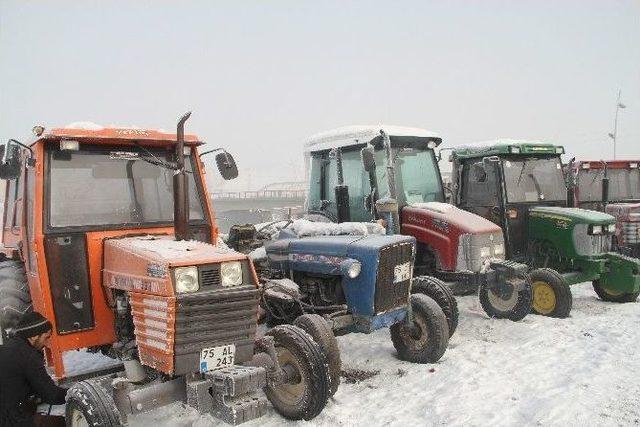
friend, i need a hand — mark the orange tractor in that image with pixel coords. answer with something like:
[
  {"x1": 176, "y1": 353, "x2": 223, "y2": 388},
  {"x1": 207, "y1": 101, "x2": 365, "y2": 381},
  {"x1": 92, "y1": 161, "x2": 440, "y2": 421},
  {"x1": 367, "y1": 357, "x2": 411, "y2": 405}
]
[{"x1": 0, "y1": 113, "x2": 334, "y2": 425}]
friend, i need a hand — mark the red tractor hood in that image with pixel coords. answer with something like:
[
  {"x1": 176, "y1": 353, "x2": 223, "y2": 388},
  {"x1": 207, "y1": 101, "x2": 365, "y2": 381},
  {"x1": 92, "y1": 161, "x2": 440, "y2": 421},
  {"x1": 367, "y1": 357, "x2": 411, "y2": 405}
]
[
  {"x1": 403, "y1": 202, "x2": 502, "y2": 234},
  {"x1": 401, "y1": 202, "x2": 504, "y2": 272}
]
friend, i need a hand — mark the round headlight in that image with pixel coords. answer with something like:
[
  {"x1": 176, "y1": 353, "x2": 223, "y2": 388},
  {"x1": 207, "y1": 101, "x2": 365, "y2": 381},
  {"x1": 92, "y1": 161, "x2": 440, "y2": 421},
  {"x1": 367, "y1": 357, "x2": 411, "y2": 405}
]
[
  {"x1": 480, "y1": 246, "x2": 491, "y2": 258},
  {"x1": 175, "y1": 266, "x2": 199, "y2": 293},
  {"x1": 347, "y1": 261, "x2": 361, "y2": 279},
  {"x1": 221, "y1": 261, "x2": 243, "y2": 287},
  {"x1": 493, "y1": 243, "x2": 504, "y2": 256},
  {"x1": 607, "y1": 224, "x2": 616, "y2": 233}
]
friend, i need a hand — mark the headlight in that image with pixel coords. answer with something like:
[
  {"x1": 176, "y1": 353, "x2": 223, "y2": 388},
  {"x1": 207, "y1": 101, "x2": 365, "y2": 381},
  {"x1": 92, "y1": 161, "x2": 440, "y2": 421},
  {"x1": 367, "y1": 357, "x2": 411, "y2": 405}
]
[
  {"x1": 221, "y1": 261, "x2": 243, "y2": 287},
  {"x1": 607, "y1": 224, "x2": 616, "y2": 233},
  {"x1": 493, "y1": 243, "x2": 504, "y2": 256},
  {"x1": 480, "y1": 246, "x2": 491, "y2": 258},
  {"x1": 175, "y1": 266, "x2": 199, "y2": 293},
  {"x1": 348, "y1": 263, "x2": 362, "y2": 278},
  {"x1": 591, "y1": 225, "x2": 602, "y2": 235}
]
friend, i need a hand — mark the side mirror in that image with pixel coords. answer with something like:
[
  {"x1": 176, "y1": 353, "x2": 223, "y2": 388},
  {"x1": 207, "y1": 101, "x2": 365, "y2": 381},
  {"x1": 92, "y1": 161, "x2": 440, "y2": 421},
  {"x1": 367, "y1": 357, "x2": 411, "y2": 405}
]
[
  {"x1": 361, "y1": 147, "x2": 376, "y2": 172},
  {"x1": 0, "y1": 144, "x2": 22, "y2": 180},
  {"x1": 215, "y1": 151, "x2": 238, "y2": 180}
]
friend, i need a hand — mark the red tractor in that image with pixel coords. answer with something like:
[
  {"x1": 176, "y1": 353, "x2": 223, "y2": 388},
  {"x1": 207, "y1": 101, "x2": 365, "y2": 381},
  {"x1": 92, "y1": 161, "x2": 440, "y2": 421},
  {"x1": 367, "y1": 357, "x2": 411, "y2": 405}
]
[
  {"x1": 569, "y1": 160, "x2": 640, "y2": 258},
  {"x1": 0, "y1": 114, "x2": 334, "y2": 425}
]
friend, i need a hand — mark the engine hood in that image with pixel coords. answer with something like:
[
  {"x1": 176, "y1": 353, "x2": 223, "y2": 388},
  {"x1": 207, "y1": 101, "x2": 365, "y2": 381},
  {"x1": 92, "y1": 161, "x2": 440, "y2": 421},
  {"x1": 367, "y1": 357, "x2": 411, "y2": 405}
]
[
  {"x1": 266, "y1": 234, "x2": 413, "y2": 257},
  {"x1": 529, "y1": 206, "x2": 615, "y2": 225},
  {"x1": 403, "y1": 202, "x2": 502, "y2": 234}
]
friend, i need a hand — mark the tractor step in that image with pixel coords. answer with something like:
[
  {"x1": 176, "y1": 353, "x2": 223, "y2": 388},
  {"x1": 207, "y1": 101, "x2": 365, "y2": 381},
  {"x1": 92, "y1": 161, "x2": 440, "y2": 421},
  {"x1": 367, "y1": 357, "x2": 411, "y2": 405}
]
[{"x1": 187, "y1": 365, "x2": 268, "y2": 425}]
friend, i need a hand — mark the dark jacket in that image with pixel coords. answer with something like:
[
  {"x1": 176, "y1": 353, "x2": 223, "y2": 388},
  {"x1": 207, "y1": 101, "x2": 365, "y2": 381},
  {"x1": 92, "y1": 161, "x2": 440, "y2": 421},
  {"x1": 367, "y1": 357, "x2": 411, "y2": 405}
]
[{"x1": 0, "y1": 337, "x2": 67, "y2": 426}]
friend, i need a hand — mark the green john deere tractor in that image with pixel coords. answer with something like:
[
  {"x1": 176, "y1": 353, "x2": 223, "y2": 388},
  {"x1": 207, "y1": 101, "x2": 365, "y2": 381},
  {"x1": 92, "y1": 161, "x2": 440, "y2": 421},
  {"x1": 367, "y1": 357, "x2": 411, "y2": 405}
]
[{"x1": 449, "y1": 140, "x2": 640, "y2": 317}]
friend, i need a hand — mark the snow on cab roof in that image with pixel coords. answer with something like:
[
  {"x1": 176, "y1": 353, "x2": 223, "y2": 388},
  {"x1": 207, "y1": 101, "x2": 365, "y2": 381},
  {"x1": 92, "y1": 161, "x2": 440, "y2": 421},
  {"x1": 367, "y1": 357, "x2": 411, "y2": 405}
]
[
  {"x1": 34, "y1": 122, "x2": 203, "y2": 145},
  {"x1": 458, "y1": 139, "x2": 551, "y2": 149},
  {"x1": 304, "y1": 125, "x2": 441, "y2": 153}
]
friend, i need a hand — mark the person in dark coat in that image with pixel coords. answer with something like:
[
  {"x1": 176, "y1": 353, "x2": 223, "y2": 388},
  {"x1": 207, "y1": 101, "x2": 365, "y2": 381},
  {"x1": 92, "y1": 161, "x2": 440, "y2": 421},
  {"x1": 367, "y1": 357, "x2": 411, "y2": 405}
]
[{"x1": 0, "y1": 312, "x2": 67, "y2": 426}]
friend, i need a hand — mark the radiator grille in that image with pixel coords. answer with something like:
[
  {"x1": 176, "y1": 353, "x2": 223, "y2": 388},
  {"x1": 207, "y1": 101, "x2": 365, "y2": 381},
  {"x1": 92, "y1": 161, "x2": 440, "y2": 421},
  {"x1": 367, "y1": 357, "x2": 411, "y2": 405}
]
[
  {"x1": 374, "y1": 242, "x2": 414, "y2": 313},
  {"x1": 199, "y1": 264, "x2": 221, "y2": 288}
]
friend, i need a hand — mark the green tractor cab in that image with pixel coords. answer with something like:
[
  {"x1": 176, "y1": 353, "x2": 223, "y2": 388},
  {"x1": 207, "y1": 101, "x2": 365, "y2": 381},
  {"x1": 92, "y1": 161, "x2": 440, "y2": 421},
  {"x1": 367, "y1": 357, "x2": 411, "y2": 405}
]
[{"x1": 450, "y1": 140, "x2": 640, "y2": 317}]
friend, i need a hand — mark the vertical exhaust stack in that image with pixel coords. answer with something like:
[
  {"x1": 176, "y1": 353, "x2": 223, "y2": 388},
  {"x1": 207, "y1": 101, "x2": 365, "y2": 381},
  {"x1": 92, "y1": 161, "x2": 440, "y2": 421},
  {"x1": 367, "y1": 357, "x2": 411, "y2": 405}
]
[{"x1": 174, "y1": 111, "x2": 192, "y2": 241}]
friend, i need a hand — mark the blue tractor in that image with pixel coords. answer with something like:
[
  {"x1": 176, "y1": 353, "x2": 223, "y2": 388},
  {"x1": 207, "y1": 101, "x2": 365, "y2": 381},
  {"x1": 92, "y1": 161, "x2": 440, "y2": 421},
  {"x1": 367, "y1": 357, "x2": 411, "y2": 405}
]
[{"x1": 229, "y1": 220, "x2": 450, "y2": 397}]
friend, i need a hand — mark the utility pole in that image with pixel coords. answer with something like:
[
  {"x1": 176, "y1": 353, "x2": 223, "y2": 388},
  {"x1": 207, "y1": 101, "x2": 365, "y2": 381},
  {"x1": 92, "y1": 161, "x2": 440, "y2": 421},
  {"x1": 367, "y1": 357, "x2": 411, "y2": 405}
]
[{"x1": 607, "y1": 90, "x2": 627, "y2": 159}]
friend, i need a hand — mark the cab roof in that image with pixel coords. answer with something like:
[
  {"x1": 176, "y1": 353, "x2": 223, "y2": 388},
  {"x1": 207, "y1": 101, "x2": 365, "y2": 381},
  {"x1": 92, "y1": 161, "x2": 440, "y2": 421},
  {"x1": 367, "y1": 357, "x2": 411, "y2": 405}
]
[
  {"x1": 451, "y1": 139, "x2": 564, "y2": 159},
  {"x1": 304, "y1": 125, "x2": 441, "y2": 153},
  {"x1": 31, "y1": 122, "x2": 203, "y2": 147}
]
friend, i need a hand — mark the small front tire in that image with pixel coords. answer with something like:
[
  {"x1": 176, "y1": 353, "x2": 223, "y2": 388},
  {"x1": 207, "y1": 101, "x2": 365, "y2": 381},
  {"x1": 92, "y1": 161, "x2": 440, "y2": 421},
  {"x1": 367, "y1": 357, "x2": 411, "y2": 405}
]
[
  {"x1": 293, "y1": 314, "x2": 341, "y2": 397},
  {"x1": 593, "y1": 280, "x2": 639, "y2": 303},
  {"x1": 530, "y1": 268, "x2": 572, "y2": 318},
  {"x1": 390, "y1": 294, "x2": 449, "y2": 364},
  {"x1": 411, "y1": 276, "x2": 459, "y2": 337},
  {"x1": 479, "y1": 274, "x2": 532, "y2": 321},
  {"x1": 65, "y1": 378, "x2": 122, "y2": 427},
  {"x1": 265, "y1": 325, "x2": 330, "y2": 420}
]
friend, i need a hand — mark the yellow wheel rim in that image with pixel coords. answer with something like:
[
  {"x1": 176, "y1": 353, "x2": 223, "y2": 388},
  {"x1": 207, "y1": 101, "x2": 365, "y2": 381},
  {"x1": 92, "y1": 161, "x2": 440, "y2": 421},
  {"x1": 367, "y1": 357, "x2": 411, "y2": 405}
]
[
  {"x1": 533, "y1": 281, "x2": 556, "y2": 315},
  {"x1": 604, "y1": 288, "x2": 624, "y2": 296}
]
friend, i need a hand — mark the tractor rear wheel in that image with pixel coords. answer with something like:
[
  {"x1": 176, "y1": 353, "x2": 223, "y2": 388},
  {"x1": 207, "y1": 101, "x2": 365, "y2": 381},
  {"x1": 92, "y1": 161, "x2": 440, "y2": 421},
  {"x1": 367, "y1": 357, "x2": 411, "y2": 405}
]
[
  {"x1": 479, "y1": 274, "x2": 532, "y2": 321},
  {"x1": 411, "y1": 275, "x2": 459, "y2": 337},
  {"x1": 265, "y1": 324, "x2": 330, "y2": 420},
  {"x1": 0, "y1": 259, "x2": 31, "y2": 332},
  {"x1": 530, "y1": 268, "x2": 572, "y2": 318},
  {"x1": 592, "y1": 280, "x2": 640, "y2": 303},
  {"x1": 390, "y1": 294, "x2": 449, "y2": 364},
  {"x1": 65, "y1": 377, "x2": 123, "y2": 426},
  {"x1": 293, "y1": 314, "x2": 341, "y2": 397}
]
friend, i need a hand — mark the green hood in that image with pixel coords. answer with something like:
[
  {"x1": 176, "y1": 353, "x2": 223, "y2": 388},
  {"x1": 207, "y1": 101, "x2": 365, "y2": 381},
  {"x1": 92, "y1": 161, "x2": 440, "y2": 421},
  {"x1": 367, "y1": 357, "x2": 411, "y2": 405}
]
[{"x1": 529, "y1": 206, "x2": 615, "y2": 225}]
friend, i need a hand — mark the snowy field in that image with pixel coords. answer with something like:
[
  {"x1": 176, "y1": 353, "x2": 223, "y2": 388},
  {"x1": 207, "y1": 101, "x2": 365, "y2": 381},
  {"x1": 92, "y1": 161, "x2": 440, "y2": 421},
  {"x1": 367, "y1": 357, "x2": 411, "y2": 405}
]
[{"x1": 127, "y1": 282, "x2": 640, "y2": 427}]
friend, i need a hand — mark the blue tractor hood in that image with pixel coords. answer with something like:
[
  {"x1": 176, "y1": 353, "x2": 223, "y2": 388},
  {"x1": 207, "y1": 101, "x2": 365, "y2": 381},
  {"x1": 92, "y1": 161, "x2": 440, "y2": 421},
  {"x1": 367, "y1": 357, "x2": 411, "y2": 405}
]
[{"x1": 265, "y1": 229, "x2": 416, "y2": 319}]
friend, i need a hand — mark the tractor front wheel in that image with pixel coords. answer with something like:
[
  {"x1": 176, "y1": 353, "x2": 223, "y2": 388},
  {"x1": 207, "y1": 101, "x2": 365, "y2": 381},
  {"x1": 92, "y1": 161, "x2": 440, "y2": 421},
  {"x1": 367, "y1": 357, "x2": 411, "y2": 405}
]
[
  {"x1": 478, "y1": 274, "x2": 532, "y2": 321},
  {"x1": 390, "y1": 294, "x2": 449, "y2": 364},
  {"x1": 65, "y1": 378, "x2": 123, "y2": 427},
  {"x1": 264, "y1": 324, "x2": 330, "y2": 420},
  {"x1": 592, "y1": 280, "x2": 640, "y2": 303},
  {"x1": 411, "y1": 276, "x2": 459, "y2": 337},
  {"x1": 530, "y1": 268, "x2": 572, "y2": 318},
  {"x1": 293, "y1": 314, "x2": 341, "y2": 397}
]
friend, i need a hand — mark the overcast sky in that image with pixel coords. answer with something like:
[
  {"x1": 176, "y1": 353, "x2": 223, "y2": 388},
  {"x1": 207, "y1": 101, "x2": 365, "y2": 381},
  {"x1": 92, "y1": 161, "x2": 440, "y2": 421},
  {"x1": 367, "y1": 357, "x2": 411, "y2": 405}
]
[{"x1": 1, "y1": 0, "x2": 638, "y2": 191}]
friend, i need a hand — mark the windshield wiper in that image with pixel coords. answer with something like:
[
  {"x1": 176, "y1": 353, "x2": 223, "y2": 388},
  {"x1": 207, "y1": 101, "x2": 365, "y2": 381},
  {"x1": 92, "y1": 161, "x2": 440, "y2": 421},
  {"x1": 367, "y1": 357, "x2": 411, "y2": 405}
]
[
  {"x1": 131, "y1": 142, "x2": 192, "y2": 173},
  {"x1": 517, "y1": 160, "x2": 528, "y2": 186},
  {"x1": 528, "y1": 173, "x2": 545, "y2": 200}
]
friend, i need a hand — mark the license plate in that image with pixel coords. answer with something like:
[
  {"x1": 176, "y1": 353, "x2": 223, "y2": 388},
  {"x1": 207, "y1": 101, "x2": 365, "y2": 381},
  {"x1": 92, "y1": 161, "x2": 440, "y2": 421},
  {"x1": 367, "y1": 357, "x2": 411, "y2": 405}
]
[
  {"x1": 394, "y1": 262, "x2": 411, "y2": 283},
  {"x1": 199, "y1": 344, "x2": 235, "y2": 373}
]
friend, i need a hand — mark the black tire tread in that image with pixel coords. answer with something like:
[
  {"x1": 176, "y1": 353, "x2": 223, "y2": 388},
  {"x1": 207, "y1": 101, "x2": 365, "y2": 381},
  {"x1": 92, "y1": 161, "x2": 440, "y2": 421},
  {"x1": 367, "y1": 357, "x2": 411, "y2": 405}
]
[
  {"x1": 478, "y1": 274, "x2": 532, "y2": 321},
  {"x1": 65, "y1": 377, "x2": 122, "y2": 426},
  {"x1": 0, "y1": 259, "x2": 30, "y2": 331},
  {"x1": 265, "y1": 324, "x2": 330, "y2": 420},
  {"x1": 411, "y1": 275, "x2": 459, "y2": 337},
  {"x1": 390, "y1": 294, "x2": 449, "y2": 363},
  {"x1": 530, "y1": 268, "x2": 572, "y2": 318},
  {"x1": 293, "y1": 314, "x2": 341, "y2": 397},
  {"x1": 593, "y1": 280, "x2": 640, "y2": 303}
]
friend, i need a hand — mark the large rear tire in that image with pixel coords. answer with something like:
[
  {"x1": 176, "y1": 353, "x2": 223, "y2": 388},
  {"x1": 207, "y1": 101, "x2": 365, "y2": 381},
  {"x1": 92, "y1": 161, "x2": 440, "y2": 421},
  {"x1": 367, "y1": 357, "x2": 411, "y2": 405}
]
[
  {"x1": 265, "y1": 325, "x2": 330, "y2": 420},
  {"x1": 390, "y1": 294, "x2": 449, "y2": 364},
  {"x1": 65, "y1": 378, "x2": 122, "y2": 427},
  {"x1": 479, "y1": 274, "x2": 532, "y2": 321},
  {"x1": 411, "y1": 275, "x2": 459, "y2": 337},
  {"x1": 592, "y1": 280, "x2": 640, "y2": 303},
  {"x1": 0, "y1": 259, "x2": 31, "y2": 332},
  {"x1": 293, "y1": 314, "x2": 341, "y2": 397},
  {"x1": 530, "y1": 268, "x2": 572, "y2": 318}
]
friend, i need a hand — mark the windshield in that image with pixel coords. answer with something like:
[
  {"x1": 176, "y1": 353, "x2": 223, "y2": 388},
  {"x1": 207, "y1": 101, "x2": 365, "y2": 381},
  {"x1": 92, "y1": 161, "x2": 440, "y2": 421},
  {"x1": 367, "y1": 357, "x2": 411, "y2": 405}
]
[
  {"x1": 376, "y1": 146, "x2": 444, "y2": 206},
  {"x1": 577, "y1": 168, "x2": 640, "y2": 202},
  {"x1": 502, "y1": 157, "x2": 566, "y2": 203},
  {"x1": 48, "y1": 146, "x2": 205, "y2": 228}
]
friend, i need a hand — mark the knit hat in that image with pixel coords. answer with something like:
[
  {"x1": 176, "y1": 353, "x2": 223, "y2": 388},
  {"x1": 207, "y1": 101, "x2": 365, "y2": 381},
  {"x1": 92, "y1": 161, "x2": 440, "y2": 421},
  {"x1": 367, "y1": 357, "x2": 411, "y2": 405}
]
[{"x1": 14, "y1": 312, "x2": 53, "y2": 339}]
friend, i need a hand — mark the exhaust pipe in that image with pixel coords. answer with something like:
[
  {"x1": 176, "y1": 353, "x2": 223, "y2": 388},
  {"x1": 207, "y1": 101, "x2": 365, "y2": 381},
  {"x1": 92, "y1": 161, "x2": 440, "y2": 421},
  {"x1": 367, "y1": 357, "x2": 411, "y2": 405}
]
[{"x1": 174, "y1": 111, "x2": 192, "y2": 241}]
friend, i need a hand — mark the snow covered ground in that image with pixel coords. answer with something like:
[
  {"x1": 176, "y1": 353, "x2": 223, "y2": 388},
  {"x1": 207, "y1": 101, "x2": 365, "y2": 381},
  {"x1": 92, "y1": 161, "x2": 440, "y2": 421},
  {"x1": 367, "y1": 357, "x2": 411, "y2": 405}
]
[{"x1": 129, "y1": 282, "x2": 640, "y2": 427}]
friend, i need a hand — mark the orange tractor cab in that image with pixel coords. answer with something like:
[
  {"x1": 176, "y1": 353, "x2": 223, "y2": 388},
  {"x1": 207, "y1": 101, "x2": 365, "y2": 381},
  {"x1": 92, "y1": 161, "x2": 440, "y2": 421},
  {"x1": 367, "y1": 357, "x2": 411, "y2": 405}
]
[{"x1": 0, "y1": 114, "x2": 333, "y2": 425}]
